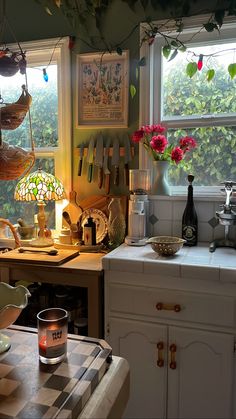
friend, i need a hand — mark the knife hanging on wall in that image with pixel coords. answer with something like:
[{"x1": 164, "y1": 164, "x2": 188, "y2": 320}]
[
  {"x1": 111, "y1": 137, "x2": 120, "y2": 186},
  {"x1": 87, "y1": 136, "x2": 95, "y2": 183},
  {"x1": 77, "y1": 144, "x2": 84, "y2": 176},
  {"x1": 94, "y1": 132, "x2": 104, "y2": 189},
  {"x1": 103, "y1": 138, "x2": 110, "y2": 194},
  {"x1": 124, "y1": 134, "x2": 132, "y2": 186}
]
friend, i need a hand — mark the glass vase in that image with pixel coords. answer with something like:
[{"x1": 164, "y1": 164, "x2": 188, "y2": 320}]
[
  {"x1": 151, "y1": 160, "x2": 170, "y2": 195},
  {"x1": 108, "y1": 197, "x2": 126, "y2": 249}
]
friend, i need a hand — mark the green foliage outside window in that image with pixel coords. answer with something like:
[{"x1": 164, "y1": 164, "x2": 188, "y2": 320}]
[{"x1": 164, "y1": 61, "x2": 236, "y2": 186}]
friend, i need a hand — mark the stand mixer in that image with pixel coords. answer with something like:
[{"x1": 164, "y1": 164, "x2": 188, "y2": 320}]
[{"x1": 209, "y1": 180, "x2": 236, "y2": 252}]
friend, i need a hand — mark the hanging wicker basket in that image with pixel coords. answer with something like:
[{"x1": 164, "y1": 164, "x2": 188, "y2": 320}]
[
  {"x1": 0, "y1": 141, "x2": 35, "y2": 181},
  {"x1": 0, "y1": 85, "x2": 32, "y2": 130}
]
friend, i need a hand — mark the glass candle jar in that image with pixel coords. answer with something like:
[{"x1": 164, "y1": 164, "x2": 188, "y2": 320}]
[{"x1": 37, "y1": 308, "x2": 68, "y2": 365}]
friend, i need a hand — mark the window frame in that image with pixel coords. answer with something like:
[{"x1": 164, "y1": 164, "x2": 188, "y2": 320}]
[
  {"x1": 1, "y1": 37, "x2": 71, "y2": 232},
  {"x1": 139, "y1": 15, "x2": 236, "y2": 196}
]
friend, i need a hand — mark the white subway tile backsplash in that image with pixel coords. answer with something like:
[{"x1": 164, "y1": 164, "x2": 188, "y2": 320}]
[
  {"x1": 172, "y1": 221, "x2": 182, "y2": 237},
  {"x1": 198, "y1": 222, "x2": 213, "y2": 242},
  {"x1": 195, "y1": 202, "x2": 214, "y2": 222},
  {"x1": 153, "y1": 200, "x2": 173, "y2": 220},
  {"x1": 153, "y1": 220, "x2": 172, "y2": 236},
  {"x1": 172, "y1": 201, "x2": 185, "y2": 221},
  {"x1": 147, "y1": 196, "x2": 230, "y2": 243}
]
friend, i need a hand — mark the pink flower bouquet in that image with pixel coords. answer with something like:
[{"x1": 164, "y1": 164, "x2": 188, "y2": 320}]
[{"x1": 131, "y1": 124, "x2": 197, "y2": 164}]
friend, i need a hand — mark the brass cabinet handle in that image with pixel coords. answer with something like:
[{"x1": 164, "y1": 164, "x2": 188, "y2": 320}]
[
  {"x1": 156, "y1": 341, "x2": 164, "y2": 367},
  {"x1": 156, "y1": 302, "x2": 181, "y2": 312},
  {"x1": 169, "y1": 343, "x2": 177, "y2": 369}
]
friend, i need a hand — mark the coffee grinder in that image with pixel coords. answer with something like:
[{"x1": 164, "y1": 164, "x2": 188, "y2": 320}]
[
  {"x1": 125, "y1": 169, "x2": 151, "y2": 246},
  {"x1": 209, "y1": 180, "x2": 236, "y2": 252}
]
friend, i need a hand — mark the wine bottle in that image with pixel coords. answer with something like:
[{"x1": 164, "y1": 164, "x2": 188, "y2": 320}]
[
  {"x1": 182, "y1": 174, "x2": 198, "y2": 246},
  {"x1": 83, "y1": 217, "x2": 96, "y2": 246}
]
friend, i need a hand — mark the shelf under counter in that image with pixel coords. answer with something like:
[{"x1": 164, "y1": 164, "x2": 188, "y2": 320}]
[{"x1": 0, "y1": 252, "x2": 104, "y2": 339}]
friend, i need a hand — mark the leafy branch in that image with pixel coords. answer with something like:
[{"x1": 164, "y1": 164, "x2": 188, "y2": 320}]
[{"x1": 34, "y1": 0, "x2": 236, "y2": 94}]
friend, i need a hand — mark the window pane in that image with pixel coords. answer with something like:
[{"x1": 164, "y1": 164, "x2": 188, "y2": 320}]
[
  {"x1": 1, "y1": 65, "x2": 58, "y2": 148},
  {"x1": 0, "y1": 158, "x2": 55, "y2": 228},
  {"x1": 162, "y1": 42, "x2": 236, "y2": 118},
  {"x1": 168, "y1": 126, "x2": 236, "y2": 186}
]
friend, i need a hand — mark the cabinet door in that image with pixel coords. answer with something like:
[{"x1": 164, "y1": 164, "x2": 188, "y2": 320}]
[
  {"x1": 108, "y1": 317, "x2": 167, "y2": 419},
  {"x1": 168, "y1": 326, "x2": 234, "y2": 419}
]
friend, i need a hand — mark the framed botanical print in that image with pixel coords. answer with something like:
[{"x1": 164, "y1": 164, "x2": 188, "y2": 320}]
[{"x1": 76, "y1": 50, "x2": 129, "y2": 128}]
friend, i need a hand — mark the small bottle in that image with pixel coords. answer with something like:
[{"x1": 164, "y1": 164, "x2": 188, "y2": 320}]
[
  {"x1": 182, "y1": 174, "x2": 198, "y2": 246},
  {"x1": 83, "y1": 217, "x2": 96, "y2": 246}
]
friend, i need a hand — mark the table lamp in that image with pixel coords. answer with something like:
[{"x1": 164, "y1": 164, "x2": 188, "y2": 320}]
[{"x1": 14, "y1": 168, "x2": 66, "y2": 247}]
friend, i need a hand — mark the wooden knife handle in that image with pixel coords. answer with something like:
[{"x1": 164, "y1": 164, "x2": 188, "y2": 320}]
[
  {"x1": 114, "y1": 166, "x2": 119, "y2": 185},
  {"x1": 78, "y1": 158, "x2": 83, "y2": 176},
  {"x1": 87, "y1": 164, "x2": 93, "y2": 183},
  {"x1": 124, "y1": 163, "x2": 129, "y2": 186},
  {"x1": 105, "y1": 173, "x2": 110, "y2": 195},
  {"x1": 98, "y1": 167, "x2": 103, "y2": 189}
]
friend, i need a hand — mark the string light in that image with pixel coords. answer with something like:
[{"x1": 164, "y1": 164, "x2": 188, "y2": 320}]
[
  {"x1": 43, "y1": 68, "x2": 48, "y2": 82},
  {"x1": 197, "y1": 54, "x2": 203, "y2": 71}
]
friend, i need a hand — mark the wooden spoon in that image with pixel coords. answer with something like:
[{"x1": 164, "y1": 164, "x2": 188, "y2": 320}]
[{"x1": 18, "y1": 248, "x2": 58, "y2": 256}]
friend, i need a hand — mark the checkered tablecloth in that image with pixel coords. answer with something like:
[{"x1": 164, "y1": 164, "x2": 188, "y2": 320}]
[{"x1": 0, "y1": 327, "x2": 112, "y2": 418}]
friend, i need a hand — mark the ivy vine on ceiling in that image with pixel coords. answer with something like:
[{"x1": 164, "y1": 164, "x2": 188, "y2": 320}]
[{"x1": 35, "y1": 0, "x2": 236, "y2": 94}]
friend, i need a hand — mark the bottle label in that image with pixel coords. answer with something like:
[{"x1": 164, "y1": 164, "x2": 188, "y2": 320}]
[
  {"x1": 182, "y1": 225, "x2": 197, "y2": 242},
  {"x1": 84, "y1": 226, "x2": 92, "y2": 245}
]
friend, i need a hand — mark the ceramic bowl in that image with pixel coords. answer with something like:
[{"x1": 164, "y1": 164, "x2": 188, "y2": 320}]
[
  {"x1": 0, "y1": 282, "x2": 31, "y2": 353},
  {"x1": 146, "y1": 236, "x2": 186, "y2": 256}
]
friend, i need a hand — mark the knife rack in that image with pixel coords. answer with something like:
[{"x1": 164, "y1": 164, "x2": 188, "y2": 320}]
[{"x1": 75, "y1": 147, "x2": 134, "y2": 158}]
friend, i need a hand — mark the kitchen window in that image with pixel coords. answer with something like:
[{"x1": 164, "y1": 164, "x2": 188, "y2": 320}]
[
  {"x1": 0, "y1": 37, "x2": 71, "y2": 232},
  {"x1": 139, "y1": 15, "x2": 236, "y2": 195}
]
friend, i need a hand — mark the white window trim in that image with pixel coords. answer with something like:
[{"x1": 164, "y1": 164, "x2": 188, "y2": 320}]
[
  {"x1": 6, "y1": 37, "x2": 71, "y2": 232},
  {"x1": 139, "y1": 15, "x2": 236, "y2": 197}
]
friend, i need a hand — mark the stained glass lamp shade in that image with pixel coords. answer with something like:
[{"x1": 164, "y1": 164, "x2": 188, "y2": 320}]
[{"x1": 14, "y1": 168, "x2": 66, "y2": 247}]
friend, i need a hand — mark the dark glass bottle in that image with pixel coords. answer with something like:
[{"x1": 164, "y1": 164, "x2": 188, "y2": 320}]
[
  {"x1": 83, "y1": 217, "x2": 96, "y2": 246},
  {"x1": 182, "y1": 174, "x2": 198, "y2": 246}
]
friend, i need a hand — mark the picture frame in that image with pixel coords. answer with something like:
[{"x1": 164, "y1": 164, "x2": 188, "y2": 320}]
[{"x1": 76, "y1": 50, "x2": 129, "y2": 128}]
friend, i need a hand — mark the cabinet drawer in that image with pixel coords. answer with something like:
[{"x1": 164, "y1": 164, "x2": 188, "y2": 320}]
[{"x1": 109, "y1": 285, "x2": 235, "y2": 327}]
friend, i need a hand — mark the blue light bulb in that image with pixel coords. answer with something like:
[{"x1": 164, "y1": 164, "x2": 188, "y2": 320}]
[{"x1": 43, "y1": 68, "x2": 48, "y2": 82}]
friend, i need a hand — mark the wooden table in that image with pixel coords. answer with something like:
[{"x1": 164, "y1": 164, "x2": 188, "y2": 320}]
[
  {"x1": 0, "y1": 326, "x2": 130, "y2": 419},
  {"x1": 0, "y1": 252, "x2": 104, "y2": 338}
]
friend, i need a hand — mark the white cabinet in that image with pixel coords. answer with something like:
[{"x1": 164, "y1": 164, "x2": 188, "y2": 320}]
[
  {"x1": 104, "y1": 261, "x2": 236, "y2": 419},
  {"x1": 108, "y1": 317, "x2": 234, "y2": 419}
]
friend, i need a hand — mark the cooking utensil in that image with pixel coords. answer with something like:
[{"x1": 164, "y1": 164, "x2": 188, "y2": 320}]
[
  {"x1": 62, "y1": 191, "x2": 82, "y2": 225},
  {"x1": 94, "y1": 133, "x2": 104, "y2": 189},
  {"x1": 62, "y1": 211, "x2": 78, "y2": 236},
  {"x1": 87, "y1": 136, "x2": 95, "y2": 183},
  {"x1": 18, "y1": 247, "x2": 58, "y2": 256},
  {"x1": 124, "y1": 134, "x2": 132, "y2": 186},
  {"x1": 111, "y1": 137, "x2": 120, "y2": 186},
  {"x1": 103, "y1": 139, "x2": 111, "y2": 194},
  {"x1": 77, "y1": 144, "x2": 84, "y2": 176}
]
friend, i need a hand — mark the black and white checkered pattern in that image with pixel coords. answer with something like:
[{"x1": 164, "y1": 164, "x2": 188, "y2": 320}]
[{"x1": 0, "y1": 328, "x2": 112, "y2": 418}]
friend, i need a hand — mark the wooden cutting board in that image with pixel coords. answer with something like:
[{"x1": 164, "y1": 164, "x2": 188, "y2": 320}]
[{"x1": 0, "y1": 248, "x2": 80, "y2": 266}]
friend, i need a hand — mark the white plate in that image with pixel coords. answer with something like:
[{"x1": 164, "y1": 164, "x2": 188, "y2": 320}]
[{"x1": 80, "y1": 209, "x2": 108, "y2": 243}]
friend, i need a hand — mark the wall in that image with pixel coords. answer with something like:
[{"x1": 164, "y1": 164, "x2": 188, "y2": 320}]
[
  {"x1": 149, "y1": 195, "x2": 235, "y2": 244},
  {"x1": 1, "y1": 1, "x2": 232, "y2": 243},
  {"x1": 2, "y1": 0, "x2": 225, "y2": 201}
]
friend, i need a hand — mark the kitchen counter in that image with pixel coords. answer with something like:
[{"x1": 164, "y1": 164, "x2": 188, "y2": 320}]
[
  {"x1": 0, "y1": 251, "x2": 104, "y2": 338},
  {"x1": 102, "y1": 242, "x2": 236, "y2": 285}
]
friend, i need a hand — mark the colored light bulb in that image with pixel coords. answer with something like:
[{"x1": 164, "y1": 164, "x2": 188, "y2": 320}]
[
  {"x1": 43, "y1": 68, "x2": 48, "y2": 82},
  {"x1": 197, "y1": 54, "x2": 203, "y2": 71}
]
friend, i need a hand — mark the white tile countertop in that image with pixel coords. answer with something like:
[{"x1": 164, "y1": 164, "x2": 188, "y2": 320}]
[{"x1": 102, "y1": 242, "x2": 236, "y2": 284}]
